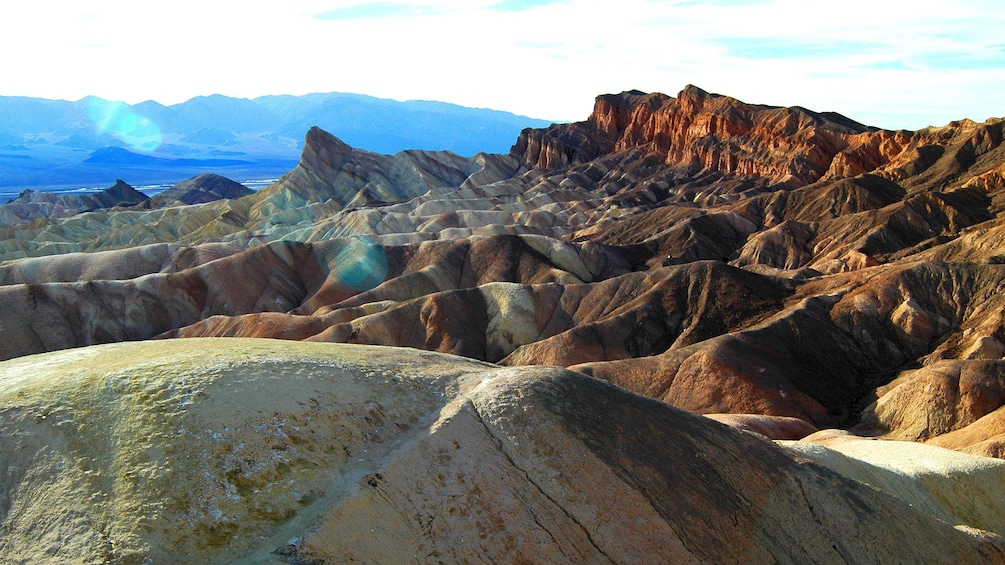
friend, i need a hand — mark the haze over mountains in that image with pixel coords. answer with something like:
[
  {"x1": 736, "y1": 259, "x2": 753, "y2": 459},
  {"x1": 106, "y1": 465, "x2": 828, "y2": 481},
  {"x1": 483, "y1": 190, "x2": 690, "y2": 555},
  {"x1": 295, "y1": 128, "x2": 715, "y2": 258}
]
[
  {"x1": 0, "y1": 92, "x2": 552, "y2": 193},
  {"x1": 4, "y1": 85, "x2": 1005, "y2": 562}
]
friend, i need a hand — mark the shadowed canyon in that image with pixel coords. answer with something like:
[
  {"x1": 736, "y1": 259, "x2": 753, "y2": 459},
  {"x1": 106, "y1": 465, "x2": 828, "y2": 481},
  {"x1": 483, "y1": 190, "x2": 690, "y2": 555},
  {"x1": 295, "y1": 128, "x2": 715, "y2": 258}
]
[{"x1": 3, "y1": 86, "x2": 1005, "y2": 562}]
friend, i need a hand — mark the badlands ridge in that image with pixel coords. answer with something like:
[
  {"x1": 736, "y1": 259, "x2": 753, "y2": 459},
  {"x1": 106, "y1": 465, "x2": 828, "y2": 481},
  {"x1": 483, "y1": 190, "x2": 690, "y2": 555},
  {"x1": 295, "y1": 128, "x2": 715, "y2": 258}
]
[{"x1": 3, "y1": 86, "x2": 1005, "y2": 562}]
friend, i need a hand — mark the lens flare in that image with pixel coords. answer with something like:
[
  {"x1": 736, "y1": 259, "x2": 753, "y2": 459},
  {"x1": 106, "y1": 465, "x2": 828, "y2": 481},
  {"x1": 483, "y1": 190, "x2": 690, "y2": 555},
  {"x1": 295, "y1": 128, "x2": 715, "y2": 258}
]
[
  {"x1": 87, "y1": 98, "x2": 162, "y2": 152},
  {"x1": 335, "y1": 237, "x2": 388, "y2": 292}
]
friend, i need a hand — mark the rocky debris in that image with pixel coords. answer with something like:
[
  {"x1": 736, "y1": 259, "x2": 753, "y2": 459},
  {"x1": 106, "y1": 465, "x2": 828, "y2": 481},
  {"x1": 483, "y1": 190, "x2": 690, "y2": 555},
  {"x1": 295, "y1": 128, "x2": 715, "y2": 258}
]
[
  {"x1": 151, "y1": 173, "x2": 254, "y2": 206},
  {"x1": 0, "y1": 179, "x2": 148, "y2": 226},
  {"x1": 1, "y1": 339, "x2": 1003, "y2": 563}
]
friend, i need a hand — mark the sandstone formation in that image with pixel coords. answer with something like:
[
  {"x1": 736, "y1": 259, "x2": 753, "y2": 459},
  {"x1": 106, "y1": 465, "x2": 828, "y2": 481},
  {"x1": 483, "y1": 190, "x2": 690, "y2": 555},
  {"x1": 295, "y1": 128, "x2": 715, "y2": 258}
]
[{"x1": 2, "y1": 339, "x2": 1004, "y2": 563}]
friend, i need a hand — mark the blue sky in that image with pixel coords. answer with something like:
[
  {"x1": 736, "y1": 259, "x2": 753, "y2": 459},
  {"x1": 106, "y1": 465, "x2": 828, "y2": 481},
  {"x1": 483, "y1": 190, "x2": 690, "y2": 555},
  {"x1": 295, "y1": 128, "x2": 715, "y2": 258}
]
[{"x1": 0, "y1": 0, "x2": 1002, "y2": 130}]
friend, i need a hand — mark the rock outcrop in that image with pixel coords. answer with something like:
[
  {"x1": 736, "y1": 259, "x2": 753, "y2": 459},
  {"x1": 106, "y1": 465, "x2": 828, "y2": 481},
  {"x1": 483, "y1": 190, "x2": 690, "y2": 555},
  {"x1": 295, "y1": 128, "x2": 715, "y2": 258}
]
[{"x1": 2, "y1": 338, "x2": 1004, "y2": 563}]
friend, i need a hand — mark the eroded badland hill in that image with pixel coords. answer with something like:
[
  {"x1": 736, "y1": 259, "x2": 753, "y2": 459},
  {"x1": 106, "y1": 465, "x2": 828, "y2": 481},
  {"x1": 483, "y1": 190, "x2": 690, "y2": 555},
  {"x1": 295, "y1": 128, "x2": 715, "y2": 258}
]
[{"x1": 3, "y1": 86, "x2": 1005, "y2": 563}]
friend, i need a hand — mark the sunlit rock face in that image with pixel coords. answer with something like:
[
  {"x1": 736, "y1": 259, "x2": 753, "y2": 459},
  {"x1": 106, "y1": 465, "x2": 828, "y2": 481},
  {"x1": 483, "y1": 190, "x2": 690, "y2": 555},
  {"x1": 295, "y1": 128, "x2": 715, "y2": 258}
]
[
  {"x1": 3, "y1": 85, "x2": 1005, "y2": 472},
  {"x1": 2, "y1": 339, "x2": 1004, "y2": 564}
]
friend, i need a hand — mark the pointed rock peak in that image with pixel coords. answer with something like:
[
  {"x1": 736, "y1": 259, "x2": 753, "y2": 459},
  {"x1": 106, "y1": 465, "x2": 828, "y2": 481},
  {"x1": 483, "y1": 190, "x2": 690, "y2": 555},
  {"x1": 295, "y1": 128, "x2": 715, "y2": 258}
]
[
  {"x1": 675, "y1": 84, "x2": 721, "y2": 113},
  {"x1": 108, "y1": 179, "x2": 139, "y2": 194},
  {"x1": 301, "y1": 126, "x2": 353, "y2": 163},
  {"x1": 105, "y1": 179, "x2": 149, "y2": 203},
  {"x1": 108, "y1": 179, "x2": 136, "y2": 192},
  {"x1": 678, "y1": 84, "x2": 712, "y2": 100},
  {"x1": 304, "y1": 126, "x2": 350, "y2": 151}
]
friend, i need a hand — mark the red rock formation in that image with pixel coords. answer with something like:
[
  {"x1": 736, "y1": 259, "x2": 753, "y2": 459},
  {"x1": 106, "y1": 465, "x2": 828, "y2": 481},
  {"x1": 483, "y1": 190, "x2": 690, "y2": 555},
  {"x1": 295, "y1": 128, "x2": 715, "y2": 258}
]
[{"x1": 516, "y1": 85, "x2": 878, "y2": 188}]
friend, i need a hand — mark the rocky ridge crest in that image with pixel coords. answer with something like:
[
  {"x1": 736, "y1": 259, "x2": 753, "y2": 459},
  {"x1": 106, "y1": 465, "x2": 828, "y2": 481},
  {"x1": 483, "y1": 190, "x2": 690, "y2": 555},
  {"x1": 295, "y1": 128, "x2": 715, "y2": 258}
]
[{"x1": 0, "y1": 179, "x2": 148, "y2": 226}]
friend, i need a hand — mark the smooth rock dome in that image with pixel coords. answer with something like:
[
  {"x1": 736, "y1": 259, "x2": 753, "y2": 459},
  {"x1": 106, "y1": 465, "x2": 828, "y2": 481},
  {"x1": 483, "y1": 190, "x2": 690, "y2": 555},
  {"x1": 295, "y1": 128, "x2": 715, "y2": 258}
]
[{"x1": 2, "y1": 338, "x2": 1004, "y2": 563}]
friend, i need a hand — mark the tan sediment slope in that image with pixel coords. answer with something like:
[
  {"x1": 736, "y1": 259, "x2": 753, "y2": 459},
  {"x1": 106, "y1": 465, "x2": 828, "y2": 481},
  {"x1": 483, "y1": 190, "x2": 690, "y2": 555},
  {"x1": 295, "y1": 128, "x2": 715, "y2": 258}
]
[
  {"x1": 2, "y1": 338, "x2": 1004, "y2": 563},
  {"x1": 0, "y1": 339, "x2": 488, "y2": 563},
  {"x1": 781, "y1": 436, "x2": 1005, "y2": 540}
]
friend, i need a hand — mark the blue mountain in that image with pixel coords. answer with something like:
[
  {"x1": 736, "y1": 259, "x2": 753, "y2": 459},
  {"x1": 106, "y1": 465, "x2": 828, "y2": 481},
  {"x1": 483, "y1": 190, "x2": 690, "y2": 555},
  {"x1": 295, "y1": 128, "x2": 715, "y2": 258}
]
[{"x1": 0, "y1": 92, "x2": 554, "y2": 190}]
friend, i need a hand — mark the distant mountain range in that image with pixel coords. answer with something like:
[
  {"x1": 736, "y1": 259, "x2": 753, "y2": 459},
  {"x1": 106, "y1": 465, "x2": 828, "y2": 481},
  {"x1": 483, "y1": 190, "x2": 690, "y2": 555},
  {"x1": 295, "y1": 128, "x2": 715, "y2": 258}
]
[{"x1": 0, "y1": 92, "x2": 553, "y2": 191}]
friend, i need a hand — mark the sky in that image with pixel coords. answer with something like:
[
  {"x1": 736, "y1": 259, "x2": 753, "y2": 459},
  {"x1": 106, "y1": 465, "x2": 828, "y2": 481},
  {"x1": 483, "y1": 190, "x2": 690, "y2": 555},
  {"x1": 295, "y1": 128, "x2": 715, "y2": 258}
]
[{"x1": 0, "y1": 0, "x2": 1002, "y2": 130}]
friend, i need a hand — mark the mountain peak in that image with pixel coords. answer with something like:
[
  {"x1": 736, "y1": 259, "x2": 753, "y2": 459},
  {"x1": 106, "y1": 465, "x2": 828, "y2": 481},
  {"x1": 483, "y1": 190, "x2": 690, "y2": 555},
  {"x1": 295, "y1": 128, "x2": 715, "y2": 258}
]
[
  {"x1": 678, "y1": 83, "x2": 712, "y2": 100},
  {"x1": 304, "y1": 125, "x2": 352, "y2": 153},
  {"x1": 94, "y1": 179, "x2": 147, "y2": 206},
  {"x1": 155, "y1": 173, "x2": 253, "y2": 205},
  {"x1": 301, "y1": 126, "x2": 354, "y2": 171}
]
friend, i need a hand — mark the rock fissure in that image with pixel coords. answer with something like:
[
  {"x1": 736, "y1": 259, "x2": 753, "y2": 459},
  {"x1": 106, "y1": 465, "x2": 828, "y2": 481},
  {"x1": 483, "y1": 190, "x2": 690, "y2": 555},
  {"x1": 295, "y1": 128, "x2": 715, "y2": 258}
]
[{"x1": 465, "y1": 398, "x2": 619, "y2": 565}]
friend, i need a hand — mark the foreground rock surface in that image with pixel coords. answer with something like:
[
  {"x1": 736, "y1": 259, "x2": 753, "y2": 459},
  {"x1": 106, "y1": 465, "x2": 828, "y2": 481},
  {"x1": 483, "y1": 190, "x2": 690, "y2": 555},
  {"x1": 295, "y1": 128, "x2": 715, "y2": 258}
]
[
  {"x1": 782, "y1": 434, "x2": 1005, "y2": 541},
  {"x1": 1, "y1": 339, "x2": 1003, "y2": 563}
]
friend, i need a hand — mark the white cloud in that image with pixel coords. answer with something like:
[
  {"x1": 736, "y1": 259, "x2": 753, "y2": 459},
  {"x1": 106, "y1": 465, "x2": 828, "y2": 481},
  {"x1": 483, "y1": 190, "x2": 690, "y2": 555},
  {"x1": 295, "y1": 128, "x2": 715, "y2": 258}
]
[{"x1": 0, "y1": 0, "x2": 1001, "y2": 129}]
